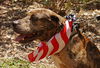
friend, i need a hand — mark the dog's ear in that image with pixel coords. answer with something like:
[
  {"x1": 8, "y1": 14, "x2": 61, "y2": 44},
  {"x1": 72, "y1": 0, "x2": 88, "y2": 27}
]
[{"x1": 50, "y1": 15, "x2": 59, "y2": 24}]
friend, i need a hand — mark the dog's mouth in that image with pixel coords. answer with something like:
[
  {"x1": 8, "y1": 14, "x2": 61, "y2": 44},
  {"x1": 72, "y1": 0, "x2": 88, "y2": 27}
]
[
  {"x1": 15, "y1": 33, "x2": 38, "y2": 43},
  {"x1": 15, "y1": 31, "x2": 43, "y2": 43}
]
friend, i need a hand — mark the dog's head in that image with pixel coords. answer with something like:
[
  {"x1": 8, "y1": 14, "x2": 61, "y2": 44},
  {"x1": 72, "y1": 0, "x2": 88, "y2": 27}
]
[{"x1": 13, "y1": 8, "x2": 65, "y2": 43}]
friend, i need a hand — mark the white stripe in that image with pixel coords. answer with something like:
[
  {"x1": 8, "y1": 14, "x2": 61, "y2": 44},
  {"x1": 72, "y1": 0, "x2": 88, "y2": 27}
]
[
  {"x1": 46, "y1": 41, "x2": 54, "y2": 57},
  {"x1": 65, "y1": 20, "x2": 71, "y2": 38},
  {"x1": 33, "y1": 43, "x2": 42, "y2": 57},
  {"x1": 49, "y1": 36, "x2": 54, "y2": 41},
  {"x1": 35, "y1": 49, "x2": 43, "y2": 61},
  {"x1": 33, "y1": 49, "x2": 38, "y2": 57},
  {"x1": 38, "y1": 42, "x2": 42, "y2": 47},
  {"x1": 55, "y1": 33, "x2": 65, "y2": 53}
]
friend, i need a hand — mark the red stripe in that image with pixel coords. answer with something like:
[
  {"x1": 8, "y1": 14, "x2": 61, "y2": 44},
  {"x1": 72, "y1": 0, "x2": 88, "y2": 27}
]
[
  {"x1": 60, "y1": 26, "x2": 68, "y2": 43},
  {"x1": 39, "y1": 42, "x2": 48, "y2": 60},
  {"x1": 69, "y1": 21, "x2": 73, "y2": 31},
  {"x1": 49, "y1": 37, "x2": 59, "y2": 55},
  {"x1": 28, "y1": 45, "x2": 42, "y2": 62},
  {"x1": 28, "y1": 52, "x2": 37, "y2": 62}
]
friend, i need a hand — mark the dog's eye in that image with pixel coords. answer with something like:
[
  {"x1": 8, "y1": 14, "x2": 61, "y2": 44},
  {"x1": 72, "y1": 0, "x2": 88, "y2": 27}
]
[
  {"x1": 30, "y1": 14, "x2": 38, "y2": 22},
  {"x1": 50, "y1": 15, "x2": 59, "y2": 23}
]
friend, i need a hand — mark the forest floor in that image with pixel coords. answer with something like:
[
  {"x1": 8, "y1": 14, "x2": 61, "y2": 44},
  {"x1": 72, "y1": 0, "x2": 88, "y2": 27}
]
[{"x1": 0, "y1": 1, "x2": 100, "y2": 68}]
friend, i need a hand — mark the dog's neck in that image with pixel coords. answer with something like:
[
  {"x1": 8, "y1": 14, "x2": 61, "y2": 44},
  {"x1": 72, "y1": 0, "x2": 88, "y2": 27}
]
[{"x1": 45, "y1": 27, "x2": 63, "y2": 42}]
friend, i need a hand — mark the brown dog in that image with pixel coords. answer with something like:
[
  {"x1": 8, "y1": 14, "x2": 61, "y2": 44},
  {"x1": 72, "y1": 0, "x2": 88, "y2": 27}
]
[
  {"x1": 13, "y1": 8, "x2": 100, "y2": 68},
  {"x1": 13, "y1": 8, "x2": 65, "y2": 43}
]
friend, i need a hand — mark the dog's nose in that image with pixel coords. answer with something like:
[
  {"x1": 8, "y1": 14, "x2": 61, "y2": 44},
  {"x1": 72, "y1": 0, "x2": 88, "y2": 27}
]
[{"x1": 96, "y1": 16, "x2": 100, "y2": 21}]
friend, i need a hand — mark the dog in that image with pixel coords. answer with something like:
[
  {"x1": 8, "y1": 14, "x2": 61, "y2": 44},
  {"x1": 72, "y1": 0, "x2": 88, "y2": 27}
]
[
  {"x1": 13, "y1": 8, "x2": 65, "y2": 43},
  {"x1": 13, "y1": 8, "x2": 100, "y2": 68}
]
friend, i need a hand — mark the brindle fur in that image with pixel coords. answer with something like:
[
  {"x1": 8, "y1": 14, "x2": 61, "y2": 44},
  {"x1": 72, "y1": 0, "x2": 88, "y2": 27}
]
[
  {"x1": 13, "y1": 8, "x2": 65, "y2": 43},
  {"x1": 13, "y1": 8, "x2": 100, "y2": 68}
]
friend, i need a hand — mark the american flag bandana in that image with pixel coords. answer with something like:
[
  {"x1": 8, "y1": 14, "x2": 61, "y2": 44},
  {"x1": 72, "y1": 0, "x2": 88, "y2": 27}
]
[{"x1": 28, "y1": 19, "x2": 73, "y2": 62}]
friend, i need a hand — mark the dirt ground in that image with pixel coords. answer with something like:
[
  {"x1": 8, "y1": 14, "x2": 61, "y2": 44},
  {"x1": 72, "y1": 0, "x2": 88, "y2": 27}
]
[{"x1": 0, "y1": 0, "x2": 100, "y2": 68}]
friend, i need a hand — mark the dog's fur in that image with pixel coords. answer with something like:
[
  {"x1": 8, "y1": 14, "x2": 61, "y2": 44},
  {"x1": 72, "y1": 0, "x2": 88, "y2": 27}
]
[
  {"x1": 13, "y1": 8, "x2": 65, "y2": 43},
  {"x1": 13, "y1": 8, "x2": 100, "y2": 68}
]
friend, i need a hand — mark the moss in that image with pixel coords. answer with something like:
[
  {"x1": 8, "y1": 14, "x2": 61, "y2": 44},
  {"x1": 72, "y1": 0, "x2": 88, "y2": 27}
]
[{"x1": 0, "y1": 58, "x2": 30, "y2": 68}]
